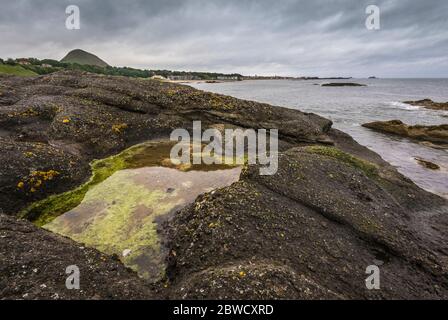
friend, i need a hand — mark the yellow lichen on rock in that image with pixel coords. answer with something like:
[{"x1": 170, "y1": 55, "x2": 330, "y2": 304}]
[
  {"x1": 112, "y1": 123, "x2": 128, "y2": 134},
  {"x1": 31, "y1": 170, "x2": 60, "y2": 181},
  {"x1": 20, "y1": 170, "x2": 61, "y2": 193}
]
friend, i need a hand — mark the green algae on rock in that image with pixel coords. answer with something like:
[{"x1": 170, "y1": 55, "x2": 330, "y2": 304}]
[
  {"x1": 44, "y1": 166, "x2": 241, "y2": 280},
  {"x1": 43, "y1": 169, "x2": 176, "y2": 280},
  {"x1": 20, "y1": 141, "x2": 175, "y2": 226},
  {"x1": 303, "y1": 145, "x2": 379, "y2": 178}
]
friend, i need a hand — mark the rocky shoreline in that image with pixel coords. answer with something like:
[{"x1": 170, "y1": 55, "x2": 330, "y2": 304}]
[{"x1": 1, "y1": 71, "x2": 447, "y2": 299}]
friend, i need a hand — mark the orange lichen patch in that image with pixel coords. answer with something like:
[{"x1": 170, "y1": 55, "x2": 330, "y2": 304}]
[{"x1": 112, "y1": 123, "x2": 128, "y2": 134}]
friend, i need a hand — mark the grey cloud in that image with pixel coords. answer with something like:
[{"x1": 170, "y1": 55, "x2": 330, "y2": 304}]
[{"x1": 0, "y1": 0, "x2": 447, "y2": 77}]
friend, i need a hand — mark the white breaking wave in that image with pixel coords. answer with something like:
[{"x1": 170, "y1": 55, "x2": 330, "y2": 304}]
[{"x1": 388, "y1": 101, "x2": 421, "y2": 110}]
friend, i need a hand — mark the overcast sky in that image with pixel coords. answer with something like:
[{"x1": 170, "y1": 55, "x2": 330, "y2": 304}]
[{"x1": 1, "y1": 0, "x2": 447, "y2": 77}]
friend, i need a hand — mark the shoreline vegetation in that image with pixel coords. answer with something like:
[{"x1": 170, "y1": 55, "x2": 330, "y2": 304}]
[
  {"x1": 0, "y1": 57, "x2": 359, "y2": 82},
  {"x1": 0, "y1": 63, "x2": 38, "y2": 76},
  {"x1": 0, "y1": 50, "x2": 244, "y2": 81},
  {"x1": 0, "y1": 49, "x2": 359, "y2": 82},
  {"x1": 1, "y1": 70, "x2": 448, "y2": 299}
]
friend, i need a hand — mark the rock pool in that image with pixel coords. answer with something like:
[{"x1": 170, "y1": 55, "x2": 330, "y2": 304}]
[{"x1": 32, "y1": 141, "x2": 241, "y2": 281}]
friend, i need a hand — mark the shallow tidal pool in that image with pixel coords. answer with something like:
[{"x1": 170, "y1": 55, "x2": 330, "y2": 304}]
[{"x1": 41, "y1": 141, "x2": 241, "y2": 281}]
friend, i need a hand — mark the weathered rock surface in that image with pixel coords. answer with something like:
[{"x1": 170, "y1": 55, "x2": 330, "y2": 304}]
[
  {"x1": 404, "y1": 99, "x2": 448, "y2": 111},
  {"x1": 1, "y1": 71, "x2": 447, "y2": 299},
  {"x1": 362, "y1": 120, "x2": 448, "y2": 148},
  {"x1": 165, "y1": 147, "x2": 448, "y2": 299}
]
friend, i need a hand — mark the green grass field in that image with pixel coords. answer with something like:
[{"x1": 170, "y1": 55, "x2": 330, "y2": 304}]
[{"x1": 0, "y1": 64, "x2": 38, "y2": 76}]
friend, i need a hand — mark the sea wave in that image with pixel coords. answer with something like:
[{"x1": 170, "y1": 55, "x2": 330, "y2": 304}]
[{"x1": 388, "y1": 101, "x2": 421, "y2": 110}]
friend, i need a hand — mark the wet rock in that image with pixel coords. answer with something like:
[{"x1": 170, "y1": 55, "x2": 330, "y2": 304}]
[
  {"x1": 404, "y1": 99, "x2": 448, "y2": 111},
  {"x1": 362, "y1": 120, "x2": 448, "y2": 147}
]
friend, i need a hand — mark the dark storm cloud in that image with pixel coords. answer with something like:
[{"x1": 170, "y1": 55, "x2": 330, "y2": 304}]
[{"x1": 1, "y1": 0, "x2": 447, "y2": 77}]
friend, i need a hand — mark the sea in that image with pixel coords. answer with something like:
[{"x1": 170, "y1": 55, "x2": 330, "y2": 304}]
[{"x1": 191, "y1": 79, "x2": 448, "y2": 199}]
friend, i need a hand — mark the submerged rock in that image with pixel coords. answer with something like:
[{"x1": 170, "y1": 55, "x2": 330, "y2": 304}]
[
  {"x1": 1, "y1": 71, "x2": 447, "y2": 299},
  {"x1": 419, "y1": 141, "x2": 448, "y2": 150},
  {"x1": 404, "y1": 99, "x2": 448, "y2": 111},
  {"x1": 414, "y1": 157, "x2": 440, "y2": 170},
  {"x1": 362, "y1": 120, "x2": 448, "y2": 148},
  {"x1": 321, "y1": 83, "x2": 366, "y2": 87}
]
